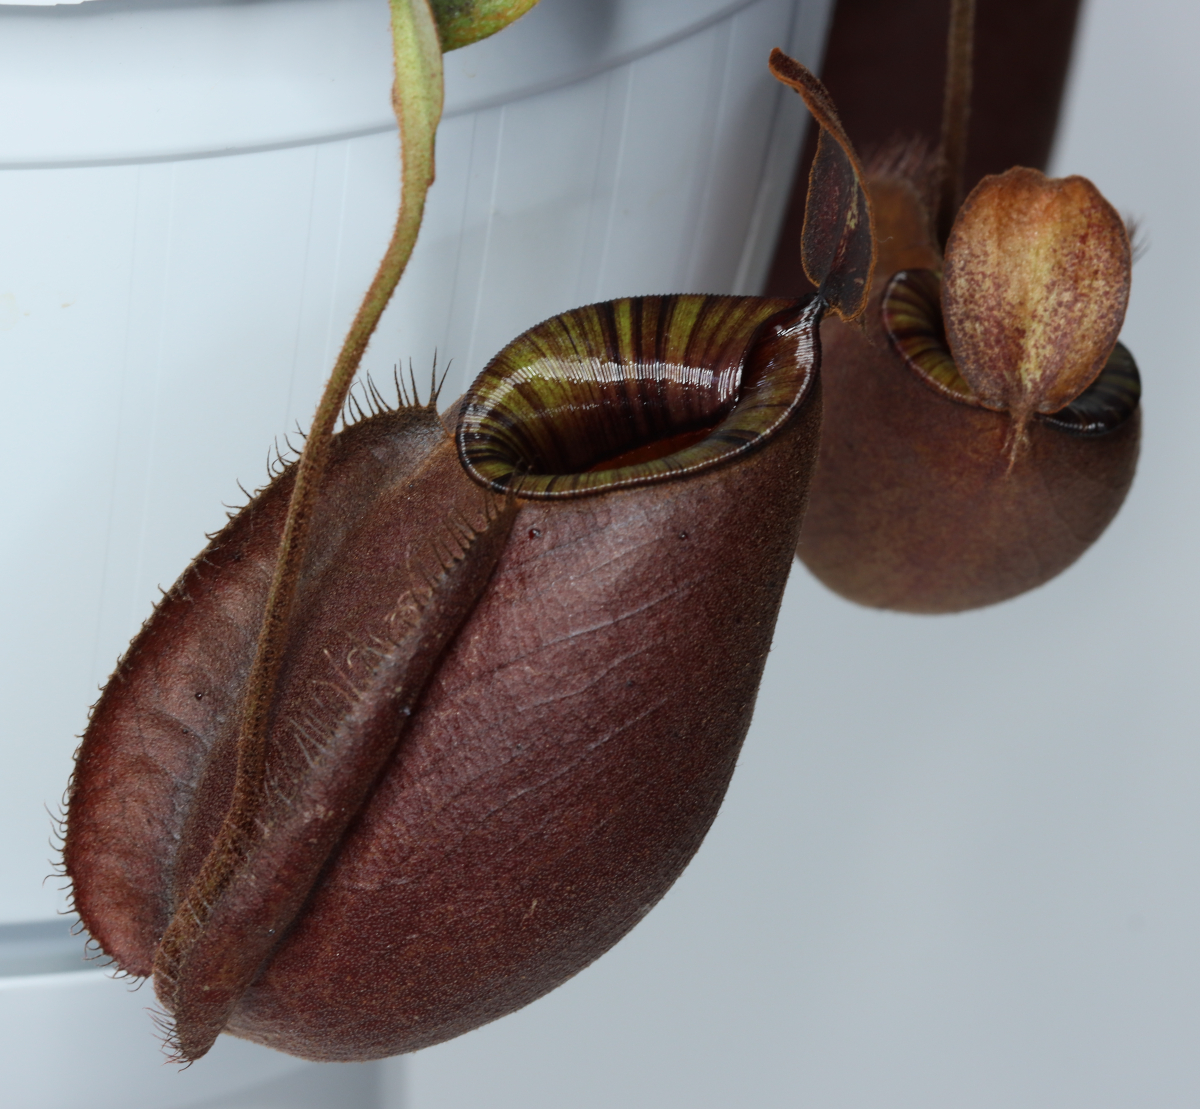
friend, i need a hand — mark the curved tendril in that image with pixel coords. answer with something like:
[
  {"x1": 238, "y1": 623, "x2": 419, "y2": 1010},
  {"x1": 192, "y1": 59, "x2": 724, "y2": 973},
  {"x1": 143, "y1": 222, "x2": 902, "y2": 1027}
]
[{"x1": 155, "y1": 0, "x2": 444, "y2": 1060}]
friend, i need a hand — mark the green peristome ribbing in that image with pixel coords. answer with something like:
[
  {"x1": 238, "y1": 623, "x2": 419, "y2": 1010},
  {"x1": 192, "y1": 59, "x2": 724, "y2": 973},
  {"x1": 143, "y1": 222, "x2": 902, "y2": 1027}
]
[
  {"x1": 456, "y1": 294, "x2": 821, "y2": 500},
  {"x1": 883, "y1": 269, "x2": 975, "y2": 402},
  {"x1": 883, "y1": 268, "x2": 1140, "y2": 436},
  {"x1": 431, "y1": 0, "x2": 540, "y2": 50}
]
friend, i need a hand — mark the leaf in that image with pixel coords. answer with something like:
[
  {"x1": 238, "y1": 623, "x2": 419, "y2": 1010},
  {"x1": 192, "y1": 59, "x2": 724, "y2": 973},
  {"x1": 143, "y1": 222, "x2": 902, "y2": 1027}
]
[
  {"x1": 769, "y1": 49, "x2": 875, "y2": 321},
  {"x1": 431, "y1": 0, "x2": 541, "y2": 51}
]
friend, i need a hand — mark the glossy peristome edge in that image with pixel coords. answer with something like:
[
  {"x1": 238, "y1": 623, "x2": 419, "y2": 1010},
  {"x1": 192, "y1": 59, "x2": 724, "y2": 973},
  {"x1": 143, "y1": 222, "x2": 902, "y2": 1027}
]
[{"x1": 456, "y1": 295, "x2": 821, "y2": 499}]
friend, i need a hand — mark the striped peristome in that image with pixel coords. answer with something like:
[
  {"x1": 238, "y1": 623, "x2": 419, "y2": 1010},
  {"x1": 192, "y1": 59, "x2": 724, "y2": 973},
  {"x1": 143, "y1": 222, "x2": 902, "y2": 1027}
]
[{"x1": 457, "y1": 293, "x2": 822, "y2": 498}]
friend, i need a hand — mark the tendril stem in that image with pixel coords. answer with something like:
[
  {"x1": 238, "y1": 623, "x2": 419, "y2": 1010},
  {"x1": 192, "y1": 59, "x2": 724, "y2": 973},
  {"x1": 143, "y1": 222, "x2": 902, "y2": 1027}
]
[
  {"x1": 154, "y1": 0, "x2": 445, "y2": 1060},
  {"x1": 936, "y1": 0, "x2": 975, "y2": 249},
  {"x1": 236, "y1": 0, "x2": 443, "y2": 841}
]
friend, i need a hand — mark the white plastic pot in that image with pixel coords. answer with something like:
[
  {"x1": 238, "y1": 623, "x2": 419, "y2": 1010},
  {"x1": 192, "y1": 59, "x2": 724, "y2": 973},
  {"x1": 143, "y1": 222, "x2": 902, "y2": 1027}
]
[{"x1": 0, "y1": 0, "x2": 833, "y2": 1105}]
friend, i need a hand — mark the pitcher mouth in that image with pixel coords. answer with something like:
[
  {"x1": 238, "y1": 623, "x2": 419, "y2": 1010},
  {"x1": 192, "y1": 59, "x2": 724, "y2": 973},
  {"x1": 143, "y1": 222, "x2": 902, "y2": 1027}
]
[
  {"x1": 456, "y1": 294, "x2": 822, "y2": 500},
  {"x1": 882, "y1": 268, "x2": 1140, "y2": 437}
]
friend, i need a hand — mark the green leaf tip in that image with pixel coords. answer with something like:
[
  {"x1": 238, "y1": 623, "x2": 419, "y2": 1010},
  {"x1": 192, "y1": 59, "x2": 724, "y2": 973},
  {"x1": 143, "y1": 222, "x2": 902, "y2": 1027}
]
[{"x1": 431, "y1": 0, "x2": 541, "y2": 51}]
